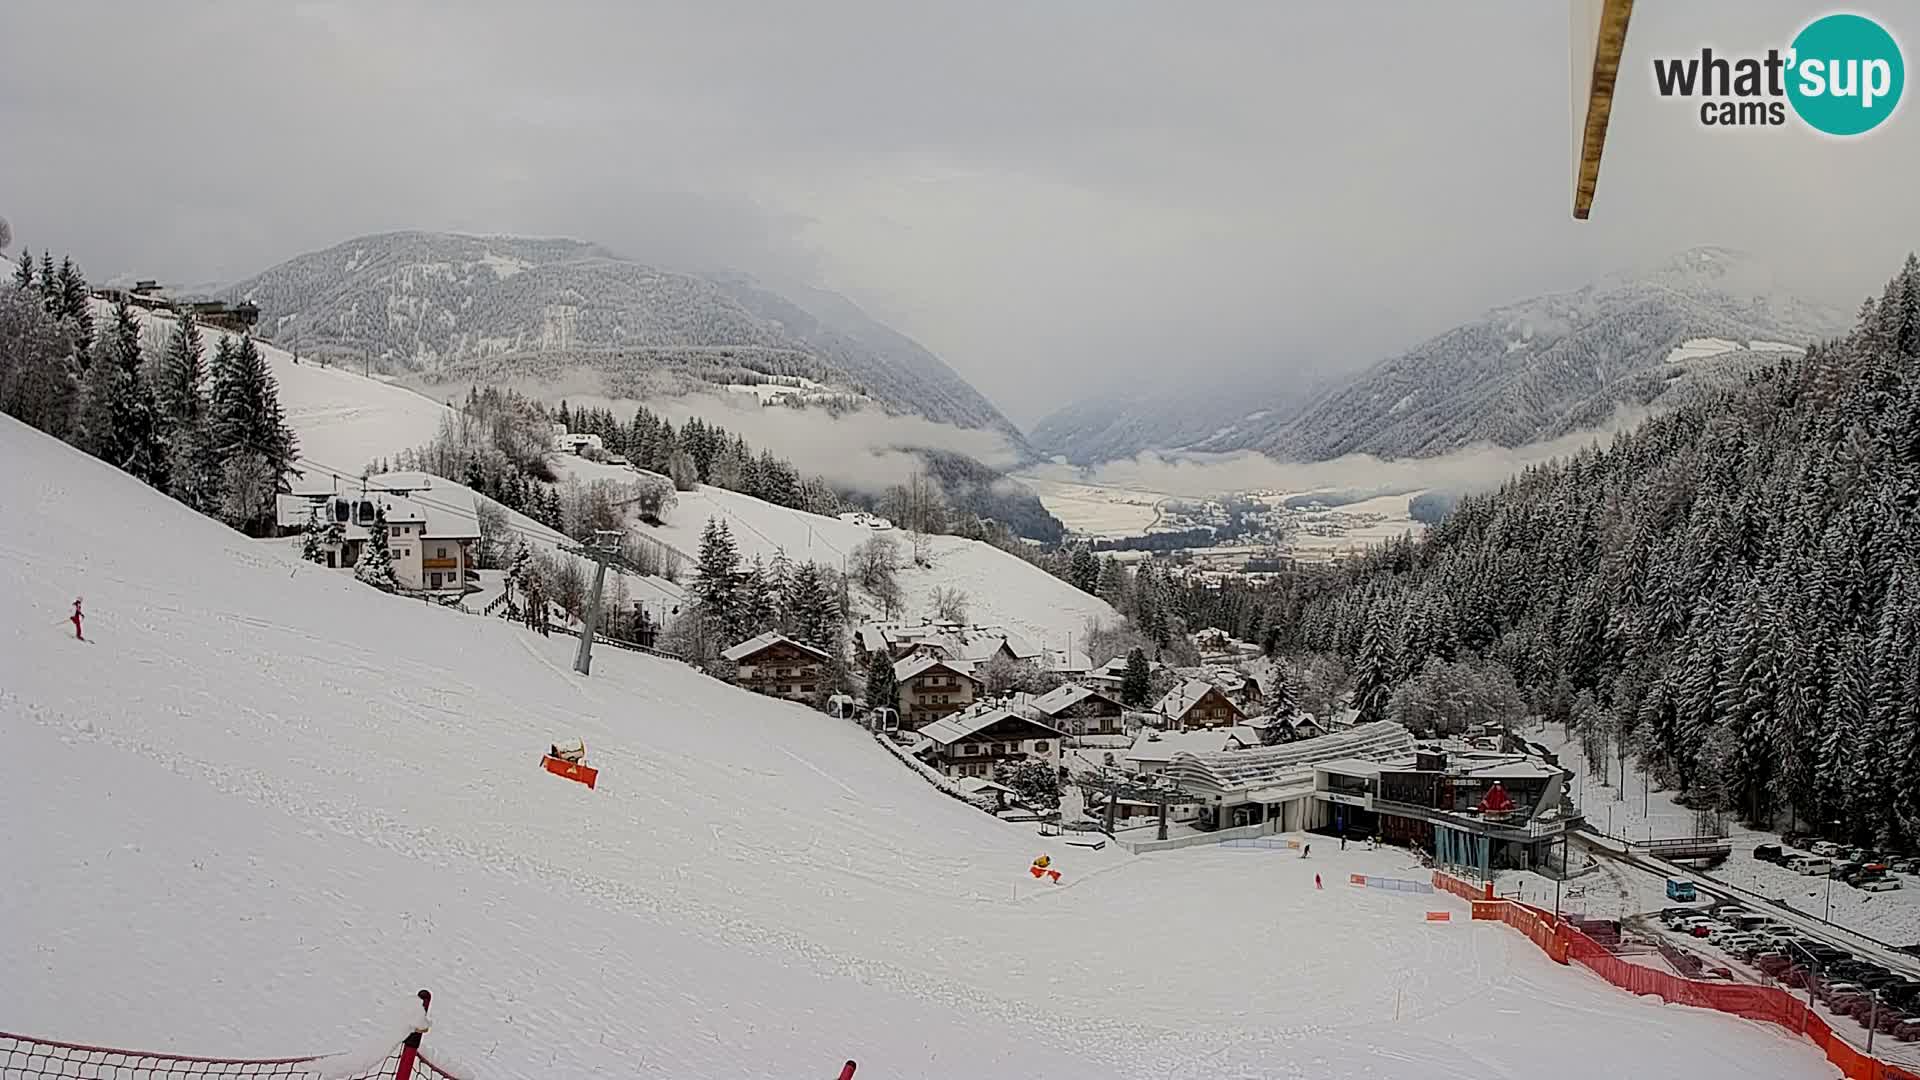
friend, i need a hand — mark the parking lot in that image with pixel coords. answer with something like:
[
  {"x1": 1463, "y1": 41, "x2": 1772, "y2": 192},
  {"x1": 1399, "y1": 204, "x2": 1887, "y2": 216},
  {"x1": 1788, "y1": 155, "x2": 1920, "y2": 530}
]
[{"x1": 1644, "y1": 871, "x2": 1920, "y2": 1065}]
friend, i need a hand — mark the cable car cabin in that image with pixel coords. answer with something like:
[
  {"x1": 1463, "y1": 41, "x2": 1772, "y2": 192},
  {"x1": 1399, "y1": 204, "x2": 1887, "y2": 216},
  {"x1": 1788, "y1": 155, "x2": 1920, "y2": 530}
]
[{"x1": 1665, "y1": 878, "x2": 1697, "y2": 902}]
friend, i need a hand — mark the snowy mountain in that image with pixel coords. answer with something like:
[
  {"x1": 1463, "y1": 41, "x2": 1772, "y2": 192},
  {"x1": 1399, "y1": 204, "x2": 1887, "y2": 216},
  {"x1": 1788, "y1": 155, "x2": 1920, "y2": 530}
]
[
  {"x1": 1031, "y1": 247, "x2": 1849, "y2": 464},
  {"x1": 226, "y1": 231, "x2": 1029, "y2": 450},
  {"x1": 0, "y1": 411, "x2": 1829, "y2": 1080}
]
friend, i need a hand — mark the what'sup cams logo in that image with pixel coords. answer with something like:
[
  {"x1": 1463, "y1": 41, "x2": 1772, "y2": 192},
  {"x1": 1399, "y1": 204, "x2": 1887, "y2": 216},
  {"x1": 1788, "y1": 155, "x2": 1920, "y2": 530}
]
[{"x1": 1653, "y1": 13, "x2": 1904, "y2": 135}]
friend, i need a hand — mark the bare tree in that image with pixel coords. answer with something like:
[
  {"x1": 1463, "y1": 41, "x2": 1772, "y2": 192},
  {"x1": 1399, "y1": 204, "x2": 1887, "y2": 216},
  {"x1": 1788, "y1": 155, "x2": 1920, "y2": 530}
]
[
  {"x1": 474, "y1": 498, "x2": 509, "y2": 569},
  {"x1": 852, "y1": 535, "x2": 903, "y2": 612},
  {"x1": 929, "y1": 586, "x2": 970, "y2": 624}
]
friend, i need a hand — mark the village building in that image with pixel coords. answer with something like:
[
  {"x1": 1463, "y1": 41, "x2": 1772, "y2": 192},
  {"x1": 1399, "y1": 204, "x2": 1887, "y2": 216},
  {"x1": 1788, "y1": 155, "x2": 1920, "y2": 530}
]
[
  {"x1": 1027, "y1": 684, "x2": 1128, "y2": 739},
  {"x1": 1154, "y1": 721, "x2": 1579, "y2": 857},
  {"x1": 276, "y1": 473, "x2": 479, "y2": 595},
  {"x1": 893, "y1": 654, "x2": 980, "y2": 729},
  {"x1": 1156, "y1": 678, "x2": 1246, "y2": 730},
  {"x1": 1121, "y1": 725, "x2": 1265, "y2": 777},
  {"x1": 916, "y1": 708, "x2": 1064, "y2": 780},
  {"x1": 854, "y1": 619, "x2": 1088, "y2": 677},
  {"x1": 552, "y1": 432, "x2": 605, "y2": 455},
  {"x1": 721, "y1": 631, "x2": 831, "y2": 706}
]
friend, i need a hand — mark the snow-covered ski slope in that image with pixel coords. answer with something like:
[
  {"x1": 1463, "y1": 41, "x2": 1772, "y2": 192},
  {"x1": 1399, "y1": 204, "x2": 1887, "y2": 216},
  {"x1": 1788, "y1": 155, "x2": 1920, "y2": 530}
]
[
  {"x1": 0, "y1": 417, "x2": 1835, "y2": 1079},
  {"x1": 559, "y1": 454, "x2": 1118, "y2": 653}
]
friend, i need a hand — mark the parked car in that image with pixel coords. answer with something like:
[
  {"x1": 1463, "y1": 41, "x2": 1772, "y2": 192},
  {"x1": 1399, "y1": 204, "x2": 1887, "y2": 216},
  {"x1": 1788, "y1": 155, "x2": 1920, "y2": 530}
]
[
  {"x1": 1798, "y1": 858, "x2": 1837, "y2": 876},
  {"x1": 1822, "y1": 983, "x2": 1868, "y2": 1008},
  {"x1": 1754, "y1": 844, "x2": 1784, "y2": 863},
  {"x1": 1667, "y1": 878, "x2": 1698, "y2": 901},
  {"x1": 1894, "y1": 1017, "x2": 1920, "y2": 1042},
  {"x1": 1813, "y1": 840, "x2": 1844, "y2": 857},
  {"x1": 1862, "y1": 877, "x2": 1903, "y2": 892},
  {"x1": 1755, "y1": 952, "x2": 1792, "y2": 975}
]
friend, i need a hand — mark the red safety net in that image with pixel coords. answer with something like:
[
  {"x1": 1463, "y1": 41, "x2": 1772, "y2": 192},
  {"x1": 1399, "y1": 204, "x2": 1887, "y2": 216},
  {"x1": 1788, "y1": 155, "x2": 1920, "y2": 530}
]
[
  {"x1": 1440, "y1": 884, "x2": 1920, "y2": 1080},
  {"x1": 0, "y1": 1033, "x2": 465, "y2": 1080}
]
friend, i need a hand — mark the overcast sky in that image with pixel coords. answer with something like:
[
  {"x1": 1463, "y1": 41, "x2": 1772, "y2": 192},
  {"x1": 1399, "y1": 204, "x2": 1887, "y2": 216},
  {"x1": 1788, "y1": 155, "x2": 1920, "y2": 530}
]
[{"x1": 4, "y1": 2, "x2": 1916, "y2": 426}]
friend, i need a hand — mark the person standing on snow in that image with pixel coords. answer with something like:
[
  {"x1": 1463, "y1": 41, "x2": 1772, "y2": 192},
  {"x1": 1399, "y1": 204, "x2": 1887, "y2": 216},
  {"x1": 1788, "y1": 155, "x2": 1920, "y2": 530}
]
[
  {"x1": 1302, "y1": 843, "x2": 1311, "y2": 858},
  {"x1": 70, "y1": 597, "x2": 84, "y2": 641}
]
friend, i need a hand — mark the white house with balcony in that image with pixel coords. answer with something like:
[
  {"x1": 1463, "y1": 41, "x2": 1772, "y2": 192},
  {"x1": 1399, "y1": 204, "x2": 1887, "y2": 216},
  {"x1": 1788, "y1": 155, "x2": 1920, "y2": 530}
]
[{"x1": 277, "y1": 472, "x2": 480, "y2": 595}]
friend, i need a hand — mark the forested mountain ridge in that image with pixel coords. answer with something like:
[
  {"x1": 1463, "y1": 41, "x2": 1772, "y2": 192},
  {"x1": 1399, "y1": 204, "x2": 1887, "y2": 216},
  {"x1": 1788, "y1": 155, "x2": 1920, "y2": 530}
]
[
  {"x1": 1030, "y1": 247, "x2": 1848, "y2": 465},
  {"x1": 1292, "y1": 254, "x2": 1920, "y2": 843},
  {"x1": 227, "y1": 231, "x2": 1028, "y2": 446}
]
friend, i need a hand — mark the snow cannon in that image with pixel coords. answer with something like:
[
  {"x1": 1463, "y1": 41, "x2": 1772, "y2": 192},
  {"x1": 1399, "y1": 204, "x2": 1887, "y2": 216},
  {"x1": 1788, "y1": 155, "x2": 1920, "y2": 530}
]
[
  {"x1": 541, "y1": 738, "x2": 597, "y2": 789},
  {"x1": 1029, "y1": 854, "x2": 1061, "y2": 883}
]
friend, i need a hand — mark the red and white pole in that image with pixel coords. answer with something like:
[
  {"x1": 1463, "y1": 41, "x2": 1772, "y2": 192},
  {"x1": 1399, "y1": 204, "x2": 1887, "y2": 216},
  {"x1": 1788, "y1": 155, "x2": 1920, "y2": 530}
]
[{"x1": 394, "y1": 990, "x2": 432, "y2": 1080}]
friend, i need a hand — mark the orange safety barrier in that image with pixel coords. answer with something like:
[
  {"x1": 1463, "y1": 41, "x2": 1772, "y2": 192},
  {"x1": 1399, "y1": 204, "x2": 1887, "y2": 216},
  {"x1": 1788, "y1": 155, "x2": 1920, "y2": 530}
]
[
  {"x1": 1430, "y1": 870, "x2": 1493, "y2": 902},
  {"x1": 541, "y1": 754, "x2": 598, "y2": 789},
  {"x1": 1425, "y1": 911, "x2": 1451, "y2": 922},
  {"x1": 1446, "y1": 888, "x2": 1920, "y2": 1080},
  {"x1": 1349, "y1": 874, "x2": 1368, "y2": 886}
]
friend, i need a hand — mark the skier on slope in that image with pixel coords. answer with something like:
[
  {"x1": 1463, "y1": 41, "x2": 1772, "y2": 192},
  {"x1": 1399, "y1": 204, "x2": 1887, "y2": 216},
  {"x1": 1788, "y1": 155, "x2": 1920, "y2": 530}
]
[
  {"x1": 1301, "y1": 843, "x2": 1311, "y2": 859},
  {"x1": 70, "y1": 597, "x2": 84, "y2": 641}
]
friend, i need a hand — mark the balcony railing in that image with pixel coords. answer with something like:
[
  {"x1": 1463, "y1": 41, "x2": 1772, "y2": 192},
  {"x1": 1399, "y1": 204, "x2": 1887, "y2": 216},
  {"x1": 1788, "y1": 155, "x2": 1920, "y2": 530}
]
[{"x1": 1368, "y1": 796, "x2": 1572, "y2": 840}]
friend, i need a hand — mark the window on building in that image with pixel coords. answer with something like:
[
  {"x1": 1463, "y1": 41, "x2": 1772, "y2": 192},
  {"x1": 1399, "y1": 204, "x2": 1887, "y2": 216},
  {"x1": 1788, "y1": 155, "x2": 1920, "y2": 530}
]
[
  {"x1": 437, "y1": 546, "x2": 447, "y2": 558},
  {"x1": 1034, "y1": 741, "x2": 1050, "y2": 753}
]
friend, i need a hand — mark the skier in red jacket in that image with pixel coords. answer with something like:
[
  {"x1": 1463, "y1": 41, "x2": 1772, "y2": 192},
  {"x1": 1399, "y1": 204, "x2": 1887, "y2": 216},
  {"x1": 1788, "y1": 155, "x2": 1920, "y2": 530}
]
[{"x1": 70, "y1": 597, "x2": 84, "y2": 641}]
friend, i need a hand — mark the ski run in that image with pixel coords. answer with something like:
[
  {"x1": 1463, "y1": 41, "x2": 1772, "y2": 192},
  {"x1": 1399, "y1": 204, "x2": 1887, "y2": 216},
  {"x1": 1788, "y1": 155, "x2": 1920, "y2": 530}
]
[{"x1": 0, "y1": 411, "x2": 1836, "y2": 1077}]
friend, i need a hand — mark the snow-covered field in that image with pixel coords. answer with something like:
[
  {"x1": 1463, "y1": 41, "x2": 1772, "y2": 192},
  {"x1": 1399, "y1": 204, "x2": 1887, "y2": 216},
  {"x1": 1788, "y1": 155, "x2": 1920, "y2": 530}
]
[
  {"x1": 1011, "y1": 475, "x2": 1162, "y2": 538},
  {"x1": 0, "y1": 415, "x2": 1843, "y2": 1078},
  {"x1": 557, "y1": 455, "x2": 1119, "y2": 653},
  {"x1": 1662, "y1": 337, "x2": 1805, "y2": 366}
]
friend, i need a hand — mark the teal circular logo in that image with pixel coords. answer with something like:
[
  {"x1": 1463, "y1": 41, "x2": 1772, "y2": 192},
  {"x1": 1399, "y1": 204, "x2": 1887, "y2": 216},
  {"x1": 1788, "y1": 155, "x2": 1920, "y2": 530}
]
[{"x1": 1787, "y1": 14, "x2": 1904, "y2": 136}]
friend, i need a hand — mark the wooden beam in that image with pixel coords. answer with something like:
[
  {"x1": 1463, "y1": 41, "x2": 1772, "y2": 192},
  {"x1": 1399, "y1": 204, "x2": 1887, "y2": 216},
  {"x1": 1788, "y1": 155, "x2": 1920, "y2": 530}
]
[{"x1": 1573, "y1": 0, "x2": 1635, "y2": 220}]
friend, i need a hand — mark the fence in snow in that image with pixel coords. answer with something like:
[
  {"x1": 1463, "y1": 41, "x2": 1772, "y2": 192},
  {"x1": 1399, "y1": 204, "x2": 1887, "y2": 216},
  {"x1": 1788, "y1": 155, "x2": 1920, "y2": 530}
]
[{"x1": 1432, "y1": 871, "x2": 1920, "y2": 1080}]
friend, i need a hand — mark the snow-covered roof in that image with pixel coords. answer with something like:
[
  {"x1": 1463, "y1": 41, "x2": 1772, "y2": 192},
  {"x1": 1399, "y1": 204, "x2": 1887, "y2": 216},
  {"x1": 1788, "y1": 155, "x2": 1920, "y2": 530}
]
[
  {"x1": 893, "y1": 654, "x2": 977, "y2": 682},
  {"x1": 1156, "y1": 678, "x2": 1241, "y2": 722},
  {"x1": 1314, "y1": 757, "x2": 1391, "y2": 780},
  {"x1": 854, "y1": 626, "x2": 891, "y2": 654},
  {"x1": 721, "y1": 631, "x2": 830, "y2": 663},
  {"x1": 1457, "y1": 759, "x2": 1564, "y2": 781},
  {"x1": 1163, "y1": 721, "x2": 1416, "y2": 797},
  {"x1": 957, "y1": 777, "x2": 1015, "y2": 797},
  {"x1": 919, "y1": 708, "x2": 1063, "y2": 747},
  {"x1": 1029, "y1": 683, "x2": 1125, "y2": 717},
  {"x1": 1126, "y1": 726, "x2": 1262, "y2": 764}
]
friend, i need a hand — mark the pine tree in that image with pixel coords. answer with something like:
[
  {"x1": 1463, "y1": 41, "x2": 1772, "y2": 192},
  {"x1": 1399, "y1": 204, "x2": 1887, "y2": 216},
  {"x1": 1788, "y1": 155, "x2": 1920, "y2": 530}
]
[
  {"x1": 12, "y1": 250, "x2": 31, "y2": 289},
  {"x1": 786, "y1": 563, "x2": 837, "y2": 652},
  {"x1": 738, "y1": 554, "x2": 773, "y2": 637},
  {"x1": 691, "y1": 517, "x2": 740, "y2": 634},
  {"x1": 1352, "y1": 613, "x2": 1396, "y2": 724},
  {"x1": 301, "y1": 506, "x2": 327, "y2": 563},
  {"x1": 38, "y1": 252, "x2": 56, "y2": 311},
  {"x1": 54, "y1": 257, "x2": 92, "y2": 360},
  {"x1": 866, "y1": 647, "x2": 898, "y2": 711},
  {"x1": 1068, "y1": 547, "x2": 1100, "y2": 595},
  {"x1": 206, "y1": 334, "x2": 298, "y2": 532},
  {"x1": 1121, "y1": 647, "x2": 1152, "y2": 707},
  {"x1": 1269, "y1": 666, "x2": 1298, "y2": 717},
  {"x1": 354, "y1": 506, "x2": 400, "y2": 591}
]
